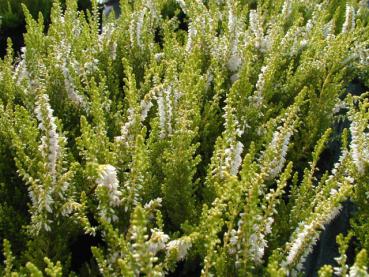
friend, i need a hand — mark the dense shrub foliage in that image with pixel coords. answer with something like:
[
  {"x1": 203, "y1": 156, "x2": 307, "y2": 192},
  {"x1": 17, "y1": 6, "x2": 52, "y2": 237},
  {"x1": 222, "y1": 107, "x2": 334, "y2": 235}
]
[
  {"x1": 0, "y1": 0, "x2": 369, "y2": 276},
  {"x1": 0, "y1": 0, "x2": 90, "y2": 29}
]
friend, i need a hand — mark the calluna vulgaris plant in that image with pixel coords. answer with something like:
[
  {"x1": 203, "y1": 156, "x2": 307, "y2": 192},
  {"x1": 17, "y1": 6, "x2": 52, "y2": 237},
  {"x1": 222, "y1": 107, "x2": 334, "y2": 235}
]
[{"x1": 0, "y1": 0, "x2": 369, "y2": 276}]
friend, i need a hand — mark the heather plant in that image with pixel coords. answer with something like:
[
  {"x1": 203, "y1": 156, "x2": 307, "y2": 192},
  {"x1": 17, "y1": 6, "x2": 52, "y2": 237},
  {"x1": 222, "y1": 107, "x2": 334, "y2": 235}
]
[
  {"x1": 0, "y1": 0, "x2": 369, "y2": 276},
  {"x1": 0, "y1": 0, "x2": 91, "y2": 30}
]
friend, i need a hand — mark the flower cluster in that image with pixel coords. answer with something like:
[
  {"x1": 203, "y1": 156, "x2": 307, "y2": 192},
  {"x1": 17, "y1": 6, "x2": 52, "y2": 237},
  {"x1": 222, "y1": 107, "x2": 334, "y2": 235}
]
[
  {"x1": 342, "y1": 5, "x2": 356, "y2": 33},
  {"x1": 349, "y1": 106, "x2": 369, "y2": 175},
  {"x1": 166, "y1": 237, "x2": 192, "y2": 261},
  {"x1": 96, "y1": 164, "x2": 122, "y2": 207},
  {"x1": 35, "y1": 94, "x2": 61, "y2": 184},
  {"x1": 147, "y1": 229, "x2": 170, "y2": 255},
  {"x1": 96, "y1": 164, "x2": 122, "y2": 222}
]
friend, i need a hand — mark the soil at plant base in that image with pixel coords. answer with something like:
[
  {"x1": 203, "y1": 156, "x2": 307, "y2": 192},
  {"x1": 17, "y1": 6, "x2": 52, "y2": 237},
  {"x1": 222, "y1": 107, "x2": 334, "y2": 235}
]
[{"x1": 0, "y1": 25, "x2": 26, "y2": 58}]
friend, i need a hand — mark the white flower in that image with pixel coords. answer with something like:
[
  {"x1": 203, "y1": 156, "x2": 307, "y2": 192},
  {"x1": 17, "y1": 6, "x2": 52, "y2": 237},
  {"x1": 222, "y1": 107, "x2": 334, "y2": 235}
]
[
  {"x1": 282, "y1": 0, "x2": 292, "y2": 17},
  {"x1": 249, "y1": 10, "x2": 264, "y2": 50},
  {"x1": 349, "y1": 112, "x2": 368, "y2": 175},
  {"x1": 248, "y1": 216, "x2": 273, "y2": 264},
  {"x1": 323, "y1": 20, "x2": 334, "y2": 38},
  {"x1": 334, "y1": 255, "x2": 349, "y2": 276},
  {"x1": 157, "y1": 90, "x2": 166, "y2": 137},
  {"x1": 230, "y1": 141, "x2": 244, "y2": 176},
  {"x1": 35, "y1": 94, "x2": 60, "y2": 184},
  {"x1": 62, "y1": 66, "x2": 85, "y2": 106},
  {"x1": 345, "y1": 176, "x2": 355, "y2": 184},
  {"x1": 229, "y1": 229, "x2": 238, "y2": 246},
  {"x1": 156, "y1": 85, "x2": 178, "y2": 138},
  {"x1": 342, "y1": 5, "x2": 355, "y2": 33},
  {"x1": 99, "y1": 23, "x2": 115, "y2": 47},
  {"x1": 230, "y1": 73, "x2": 240, "y2": 84},
  {"x1": 227, "y1": 0, "x2": 236, "y2": 33},
  {"x1": 140, "y1": 98, "x2": 154, "y2": 121},
  {"x1": 249, "y1": 231, "x2": 267, "y2": 264},
  {"x1": 264, "y1": 217, "x2": 274, "y2": 235},
  {"x1": 164, "y1": 87, "x2": 173, "y2": 135},
  {"x1": 266, "y1": 126, "x2": 293, "y2": 180},
  {"x1": 220, "y1": 119, "x2": 245, "y2": 176},
  {"x1": 166, "y1": 237, "x2": 192, "y2": 261},
  {"x1": 116, "y1": 108, "x2": 136, "y2": 147},
  {"x1": 129, "y1": 8, "x2": 147, "y2": 48},
  {"x1": 136, "y1": 8, "x2": 147, "y2": 48},
  {"x1": 285, "y1": 222, "x2": 314, "y2": 266},
  {"x1": 330, "y1": 188, "x2": 338, "y2": 196},
  {"x1": 129, "y1": 16, "x2": 136, "y2": 47},
  {"x1": 83, "y1": 59, "x2": 99, "y2": 74},
  {"x1": 144, "y1": 198, "x2": 162, "y2": 209},
  {"x1": 284, "y1": 206, "x2": 342, "y2": 269},
  {"x1": 186, "y1": 21, "x2": 198, "y2": 52},
  {"x1": 332, "y1": 100, "x2": 346, "y2": 114},
  {"x1": 147, "y1": 229, "x2": 170, "y2": 255},
  {"x1": 348, "y1": 263, "x2": 369, "y2": 277},
  {"x1": 228, "y1": 54, "x2": 242, "y2": 73},
  {"x1": 154, "y1": 52, "x2": 164, "y2": 62},
  {"x1": 252, "y1": 65, "x2": 268, "y2": 107},
  {"x1": 14, "y1": 60, "x2": 29, "y2": 86},
  {"x1": 96, "y1": 164, "x2": 122, "y2": 207},
  {"x1": 176, "y1": 0, "x2": 187, "y2": 13}
]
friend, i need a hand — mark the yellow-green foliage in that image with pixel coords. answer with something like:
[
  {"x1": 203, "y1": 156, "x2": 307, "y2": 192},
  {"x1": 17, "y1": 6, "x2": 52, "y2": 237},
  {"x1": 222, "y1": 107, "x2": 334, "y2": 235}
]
[
  {"x1": 0, "y1": 0, "x2": 369, "y2": 276},
  {"x1": 0, "y1": 0, "x2": 91, "y2": 29}
]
